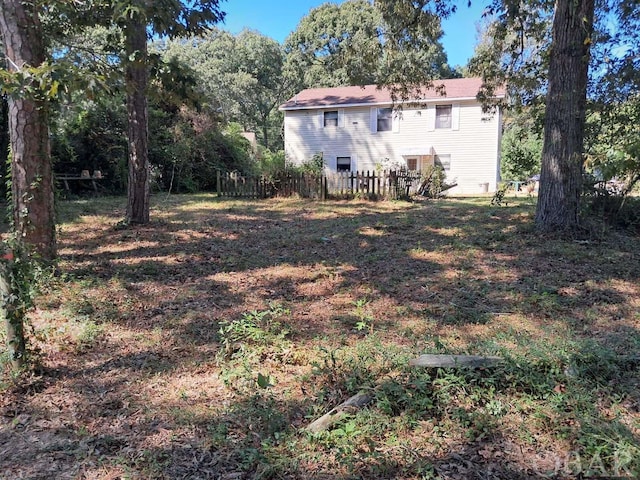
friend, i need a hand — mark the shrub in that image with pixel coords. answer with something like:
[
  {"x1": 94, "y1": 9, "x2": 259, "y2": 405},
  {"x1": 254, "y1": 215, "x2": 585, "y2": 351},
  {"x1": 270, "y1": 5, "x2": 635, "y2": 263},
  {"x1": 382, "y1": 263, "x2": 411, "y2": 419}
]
[
  {"x1": 417, "y1": 165, "x2": 454, "y2": 198},
  {"x1": 500, "y1": 124, "x2": 542, "y2": 181},
  {"x1": 256, "y1": 149, "x2": 286, "y2": 179}
]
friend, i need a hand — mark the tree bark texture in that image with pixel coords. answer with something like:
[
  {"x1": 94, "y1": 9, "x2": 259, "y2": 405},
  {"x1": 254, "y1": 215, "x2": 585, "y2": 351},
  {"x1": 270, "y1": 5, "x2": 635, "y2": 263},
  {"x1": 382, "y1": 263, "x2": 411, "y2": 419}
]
[
  {"x1": 535, "y1": 0, "x2": 595, "y2": 232},
  {"x1": 0, "y1": 0, "x2": 56, "y2": 260},
  {"x1": 124, "y1": 16, "x2": 150, "y2": 224}
]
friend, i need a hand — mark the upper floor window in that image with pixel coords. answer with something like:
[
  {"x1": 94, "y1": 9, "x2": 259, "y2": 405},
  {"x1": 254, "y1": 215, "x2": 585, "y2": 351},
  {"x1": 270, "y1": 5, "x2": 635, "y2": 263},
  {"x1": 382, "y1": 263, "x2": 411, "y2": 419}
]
[
  {"x1": 377, "y1": 108, "x2": 393, "y2": 132},
  {"x1": 435, "y1": 105, "x2": 452, "y2": 129},
  {"x1": 324, "y1": 110, "x2": 338, "y2": 127}
]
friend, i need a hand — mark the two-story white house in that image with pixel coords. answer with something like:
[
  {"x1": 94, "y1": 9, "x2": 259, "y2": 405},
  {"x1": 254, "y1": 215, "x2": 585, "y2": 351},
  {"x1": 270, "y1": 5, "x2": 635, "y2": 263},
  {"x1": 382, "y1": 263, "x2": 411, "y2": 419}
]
[{"x1": 279, "y1": 78, "x2": 504, "y2": 194}]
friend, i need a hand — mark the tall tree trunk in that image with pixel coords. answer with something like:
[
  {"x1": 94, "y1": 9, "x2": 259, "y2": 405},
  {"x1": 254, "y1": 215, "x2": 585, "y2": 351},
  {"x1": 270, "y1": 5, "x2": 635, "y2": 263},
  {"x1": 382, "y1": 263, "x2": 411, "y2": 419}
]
[
  {"x1": 124, "y1": 16, "x2": 150, "y2": 224},
  {"x1": 535, "y1": 0, "x2": 595, "y2": 232},
  {"x1": 0, "y1": 0, "x2": 56, "y2": 260}
]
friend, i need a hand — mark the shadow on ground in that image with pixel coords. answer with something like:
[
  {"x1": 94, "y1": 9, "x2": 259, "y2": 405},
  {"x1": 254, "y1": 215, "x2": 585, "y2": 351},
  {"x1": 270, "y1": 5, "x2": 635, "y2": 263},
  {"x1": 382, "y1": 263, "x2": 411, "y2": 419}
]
[{"x1": 1, "y1": 194, "x2": 639, "y2": 479}]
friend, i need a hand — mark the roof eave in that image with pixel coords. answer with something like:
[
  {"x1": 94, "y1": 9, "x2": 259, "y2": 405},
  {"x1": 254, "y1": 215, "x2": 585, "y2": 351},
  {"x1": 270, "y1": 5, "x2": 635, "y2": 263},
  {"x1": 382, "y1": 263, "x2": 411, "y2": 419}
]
[{"x1": 279, "y1": 94, "x2": 506, "y2": 111}]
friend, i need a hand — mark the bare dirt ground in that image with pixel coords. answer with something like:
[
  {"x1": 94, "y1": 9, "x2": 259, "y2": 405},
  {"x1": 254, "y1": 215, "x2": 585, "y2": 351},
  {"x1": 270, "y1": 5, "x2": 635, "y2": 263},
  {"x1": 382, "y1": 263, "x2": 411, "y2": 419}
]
[{"x1": 1, "y1": 194, "x2": 639, "y2": 479}]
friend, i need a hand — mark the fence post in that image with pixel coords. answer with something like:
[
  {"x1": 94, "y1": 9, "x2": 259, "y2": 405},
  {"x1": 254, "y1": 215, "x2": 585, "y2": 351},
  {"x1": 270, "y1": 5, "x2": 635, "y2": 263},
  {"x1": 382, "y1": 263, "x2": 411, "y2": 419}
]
[
  {"x1": 383, "y1": 170, "x2": 388, "y2": 199},
  {"x1": 217, "y1": 170, "x2": 221, "y2": 197}
]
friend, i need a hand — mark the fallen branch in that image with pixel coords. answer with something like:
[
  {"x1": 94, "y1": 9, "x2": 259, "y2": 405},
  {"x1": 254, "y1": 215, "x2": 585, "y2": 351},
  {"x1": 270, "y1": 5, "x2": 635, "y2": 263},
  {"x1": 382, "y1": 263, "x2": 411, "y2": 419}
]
[
  {"x1": 409, "y1": 354, "x2": 503, "y2": 368},
  {"x1": 305, "y1": 392, "x2": 374, "y2": 434},
  {"x1": 305, "y1": 355, "x2": 503, "y2": 433}
]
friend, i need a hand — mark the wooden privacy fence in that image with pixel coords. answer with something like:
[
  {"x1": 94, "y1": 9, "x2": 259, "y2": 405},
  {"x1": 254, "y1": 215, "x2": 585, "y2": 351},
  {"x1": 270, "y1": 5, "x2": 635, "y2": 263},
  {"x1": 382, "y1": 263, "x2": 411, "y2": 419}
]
[{"x1": 216, "y1": 170, "x2": 423, "y2": 200}]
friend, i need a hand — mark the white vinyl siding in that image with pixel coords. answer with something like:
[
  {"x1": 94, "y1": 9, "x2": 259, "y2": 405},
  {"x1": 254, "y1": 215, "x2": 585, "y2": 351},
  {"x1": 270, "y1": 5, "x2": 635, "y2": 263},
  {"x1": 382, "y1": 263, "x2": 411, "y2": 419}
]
[{"x1": 283, "y1": 101, "x2": 501, "y2": 193}]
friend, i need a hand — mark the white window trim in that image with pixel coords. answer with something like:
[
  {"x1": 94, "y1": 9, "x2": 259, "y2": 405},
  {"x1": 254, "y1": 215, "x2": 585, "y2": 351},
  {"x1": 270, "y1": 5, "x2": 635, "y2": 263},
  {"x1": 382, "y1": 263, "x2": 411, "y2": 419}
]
[
  {"x1": 426, "y1": 105, "x2": 436, "y2": 131},
  {"x1": 430, "y1": 104, "x2": 460, "y2": 131},
  {"x1": 335, "y1": 154, "x2": 357, "y2": 172},
  {"x1": 370, "y1": 107, "x2": 398, "y2": 133},
  {"x1": 319, "y1": 109, "x2": 345, "y2": 128}
]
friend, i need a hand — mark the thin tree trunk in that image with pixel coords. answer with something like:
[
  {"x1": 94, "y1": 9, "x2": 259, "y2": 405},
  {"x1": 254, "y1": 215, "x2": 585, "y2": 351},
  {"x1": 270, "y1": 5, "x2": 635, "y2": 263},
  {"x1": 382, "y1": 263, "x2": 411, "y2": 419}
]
[
  {"x1": 535, "y1": 0, "x2": 595, "y2": 232},
  {"x1": 0, "y1": 0, "x2": 56, "y2": 260},
  {"x1": 124, "y1": 15, "x2": 150, "y2": 224},
  {"x1": 1, "y1": 97, "x2": 8, "y2": 166},
  {"x1": 261, "y1": 113, "x2": 269, "y2": 149},
  {"x1": 0, "y1": 258, "x2": 25, "y2": 370}
]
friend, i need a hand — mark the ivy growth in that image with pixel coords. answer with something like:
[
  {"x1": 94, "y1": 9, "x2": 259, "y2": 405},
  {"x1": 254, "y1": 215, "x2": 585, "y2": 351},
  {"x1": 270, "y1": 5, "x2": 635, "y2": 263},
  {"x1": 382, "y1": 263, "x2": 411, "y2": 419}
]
[{"x1": 1, "y1": 235, "x2": 51, "y2": 370}]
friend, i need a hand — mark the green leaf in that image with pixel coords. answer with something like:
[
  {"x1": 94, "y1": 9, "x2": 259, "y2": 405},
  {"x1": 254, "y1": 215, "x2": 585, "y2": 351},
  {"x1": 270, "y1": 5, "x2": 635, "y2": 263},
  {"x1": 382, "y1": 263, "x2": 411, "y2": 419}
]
[
  {"x1": 257, "y1": 372, "x2": 273, "y2": 389},
  {"x1": 49, "y1": 81, "x2": 59, "y2": 98}
]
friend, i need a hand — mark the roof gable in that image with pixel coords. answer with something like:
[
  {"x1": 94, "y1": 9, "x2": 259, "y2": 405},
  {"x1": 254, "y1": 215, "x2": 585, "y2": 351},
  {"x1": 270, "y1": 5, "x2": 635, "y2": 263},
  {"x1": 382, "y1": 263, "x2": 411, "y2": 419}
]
[{"x1": 280, "y1": 78, "x2": 503, "y2": 110}]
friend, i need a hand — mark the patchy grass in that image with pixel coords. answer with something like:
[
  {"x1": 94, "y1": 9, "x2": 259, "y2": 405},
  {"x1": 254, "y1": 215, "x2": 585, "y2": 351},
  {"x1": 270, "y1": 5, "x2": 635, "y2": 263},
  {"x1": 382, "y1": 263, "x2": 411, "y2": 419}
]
[{"x1": 1, "y1": 193, "x2": 639, "y2": 479}]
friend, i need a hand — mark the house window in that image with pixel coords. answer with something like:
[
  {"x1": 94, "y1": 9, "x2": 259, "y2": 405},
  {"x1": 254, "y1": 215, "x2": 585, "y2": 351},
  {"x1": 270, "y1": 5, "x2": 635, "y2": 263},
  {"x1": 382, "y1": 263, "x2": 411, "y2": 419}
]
[
  {"x1": 435, "y1": 105, "x2": 452, "y2": 129},
  {"x1": 324, "y1": 110, "x2": 338, "y2": 127},
  {"x1": 406, "y1": 158, "x2": 418, "y2": 171},
  {"x1": 336, "y1": 156, "x2": 351, "y2": 172},
  {"x1": 377, "y1": 108, "x2": 392, "y2": 132},
  {"x1": 435, "y1": 154, "x2": 451, "y2": 171}
]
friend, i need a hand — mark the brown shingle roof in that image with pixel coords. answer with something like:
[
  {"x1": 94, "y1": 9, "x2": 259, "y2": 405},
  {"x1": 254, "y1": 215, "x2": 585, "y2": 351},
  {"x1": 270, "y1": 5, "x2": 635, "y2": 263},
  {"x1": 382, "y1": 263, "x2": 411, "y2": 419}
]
[{"x1": 279, "y1": 78, "x2": 504, "y2": 110}]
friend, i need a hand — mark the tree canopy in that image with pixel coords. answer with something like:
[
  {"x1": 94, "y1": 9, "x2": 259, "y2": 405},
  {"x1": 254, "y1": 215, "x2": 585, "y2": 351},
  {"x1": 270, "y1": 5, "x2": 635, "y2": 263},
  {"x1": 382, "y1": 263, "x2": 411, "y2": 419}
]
[
  {"x1": 284, "y1": 0, "x2": 456, "y2": 93},
  {"x1": 162, "y1": 28, "x2": 291, "y2": 150},
  {"x1": 369, "y1": 0, "x2": 616, "y2": 230}
]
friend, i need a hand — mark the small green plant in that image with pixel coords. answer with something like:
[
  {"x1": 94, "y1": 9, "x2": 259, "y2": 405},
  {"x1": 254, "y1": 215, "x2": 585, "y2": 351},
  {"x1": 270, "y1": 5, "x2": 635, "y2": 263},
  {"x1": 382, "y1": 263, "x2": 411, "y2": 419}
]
[
  {"x1": 491, "y1": 182, "x2": 509, "y2": 206},
  {"x1": 217, "y1": 303, "x2": 291, "y2": 352},
  {"x1": 256, "y1": 372, "x2": 275, "y2": 389},
  {"x1": 353, "y1": 298, "x2": 374, "y2": 334},
  {"x1": 309, "y1": 336, "x2": 409, "y2": 404},
  {"x1": 217, "y1": 303, "x2": 291, "y2": 391},
  {"x1": 74, "y1": 319, "x2": 104, "y2": 352}
]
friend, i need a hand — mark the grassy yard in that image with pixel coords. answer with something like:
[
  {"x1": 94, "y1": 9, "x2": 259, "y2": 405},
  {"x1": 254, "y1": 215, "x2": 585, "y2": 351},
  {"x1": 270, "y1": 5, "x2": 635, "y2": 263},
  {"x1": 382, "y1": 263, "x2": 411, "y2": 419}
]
[{"x1": 1, "y1": 193, "x2": 639, "y2": 479}]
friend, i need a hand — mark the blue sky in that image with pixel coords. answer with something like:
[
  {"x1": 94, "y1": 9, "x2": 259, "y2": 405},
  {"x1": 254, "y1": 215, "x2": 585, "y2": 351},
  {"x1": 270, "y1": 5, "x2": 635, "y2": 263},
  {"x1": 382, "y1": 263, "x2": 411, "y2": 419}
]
[{"x1": 219, "y1": 0, "x2": 487, "y2": 68}]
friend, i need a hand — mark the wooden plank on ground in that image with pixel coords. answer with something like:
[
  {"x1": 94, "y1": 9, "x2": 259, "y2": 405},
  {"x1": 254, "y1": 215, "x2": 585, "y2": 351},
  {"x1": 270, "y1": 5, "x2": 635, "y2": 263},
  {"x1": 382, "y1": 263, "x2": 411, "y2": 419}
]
[
  {"x1": 305, "y1": 392, "x2": 373, "y2": 434},
  {"x1": 409, "y1": 354, "x2": 503, "y2": 368}
]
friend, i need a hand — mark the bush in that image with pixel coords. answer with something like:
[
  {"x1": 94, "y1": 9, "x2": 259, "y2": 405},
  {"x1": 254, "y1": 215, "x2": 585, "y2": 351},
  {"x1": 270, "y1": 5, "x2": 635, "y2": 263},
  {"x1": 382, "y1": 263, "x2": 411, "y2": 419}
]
[
  {"x1": 151, "y1": 108, "x2": 254, "y2": 193},
  {"x1": 582, "y1": 184, "x2": 640, "y2": 233},
  {"x1": 256, "y1": 149, "x2": 286, "y2": 179},
  {"x1": 50, "y1": 94, "x2": 255, "y2": 196},
  {"x1": 289, "y1": 153, "x2": 324, "y2": 175},
  {"x1": 500, "y1": 124, "x2": 542, "y2": 181},
  {"x1": 417, "y1": 165, "x2": 454, "y2": 198},
  {"x1": 51, "y1": 97, "x2": 128, "y2": 194}
]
